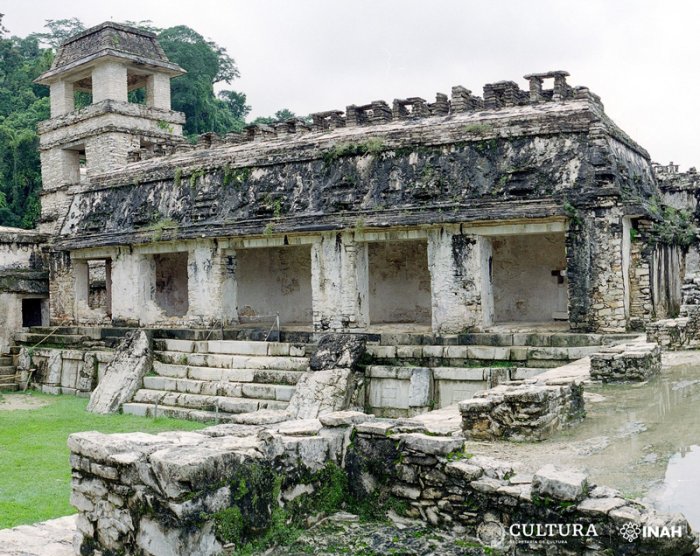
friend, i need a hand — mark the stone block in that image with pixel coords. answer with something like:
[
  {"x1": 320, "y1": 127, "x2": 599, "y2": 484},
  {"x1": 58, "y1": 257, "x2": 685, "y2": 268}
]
[
  {"x1": 445, "y1": 460, "x2": 483, "y2": 481},
  {"x1": 275, "y1": 419, "x2": 323, "y2": 436},
  {"x1": 319, "y1": 411, "x2": 374, "y2": 427},
  {"x1": 532, "y1": 464, "x2": 588, "y2": 502},
  {"x1": 400, "y1": 433, "x2": 463, "y2": 455},
  {"x1": 408, "y1": 367, "x2": 433, "y2": 407}
]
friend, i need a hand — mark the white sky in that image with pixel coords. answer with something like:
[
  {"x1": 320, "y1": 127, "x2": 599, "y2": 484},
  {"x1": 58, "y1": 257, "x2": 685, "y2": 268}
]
[{"x1": 3, "y1": 0, "x2": 699, "y2": 169}]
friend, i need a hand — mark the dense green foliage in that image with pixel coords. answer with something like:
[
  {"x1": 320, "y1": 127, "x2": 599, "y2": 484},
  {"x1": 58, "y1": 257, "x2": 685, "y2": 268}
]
[
  {"x1": 0, "y1": 20, "x2": 51, "y2": 228},
  {"x1": 0, "y1": 391, "x2": 203, "y2": 528},
  {"x1": 0, "y1": 16, "x2": 295, "y2": 228}
]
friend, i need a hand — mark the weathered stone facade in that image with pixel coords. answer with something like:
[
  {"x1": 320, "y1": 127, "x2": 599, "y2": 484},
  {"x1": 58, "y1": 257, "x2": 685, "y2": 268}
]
[
  {"x1": 27, "y1": 27, "x2": 682, "y2": 337},
  {"x1": 0, "y1": 227, "x2": 49, "y2": 354}
]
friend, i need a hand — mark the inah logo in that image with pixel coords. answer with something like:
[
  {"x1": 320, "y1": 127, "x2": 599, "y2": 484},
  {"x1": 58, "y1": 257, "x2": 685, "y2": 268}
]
[
  {"x1": 619, "y1": 522, "x2": 683, "y2": 542},
  {"x1": 619, "y1": 522, "x2": 641, "y2": 542}
]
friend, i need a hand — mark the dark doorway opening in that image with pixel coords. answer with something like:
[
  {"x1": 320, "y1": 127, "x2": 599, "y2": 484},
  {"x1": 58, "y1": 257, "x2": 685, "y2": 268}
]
[{"x1": 22, "y1": 298, "x2": 43, "y2": 327}]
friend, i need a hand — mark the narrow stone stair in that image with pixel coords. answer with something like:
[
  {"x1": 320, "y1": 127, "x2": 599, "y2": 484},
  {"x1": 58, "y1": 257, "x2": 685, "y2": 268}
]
[
  {"x1": 0, "y1": 354, "x2": 18, "y2": 391},
  {"x1": 122, "y1": 339, "x2": 312, "y2": 422}
]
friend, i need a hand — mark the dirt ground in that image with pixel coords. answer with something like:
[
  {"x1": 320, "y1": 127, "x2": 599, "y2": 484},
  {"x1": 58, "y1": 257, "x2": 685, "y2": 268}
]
[{"x1": 0, "y1": 392, "x2": 50, "y2": 411}]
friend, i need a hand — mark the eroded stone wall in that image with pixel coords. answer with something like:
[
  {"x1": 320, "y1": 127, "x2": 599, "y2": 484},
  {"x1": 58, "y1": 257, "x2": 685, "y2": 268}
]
[{"x1": 68, "y1": 413, "x2": 698, "y2": 555}]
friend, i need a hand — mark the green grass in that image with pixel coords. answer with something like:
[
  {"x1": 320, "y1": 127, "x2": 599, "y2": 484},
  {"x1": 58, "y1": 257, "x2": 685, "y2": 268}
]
[{"x1": 0, "y1": 392, "x2": 204, "y2": 528}]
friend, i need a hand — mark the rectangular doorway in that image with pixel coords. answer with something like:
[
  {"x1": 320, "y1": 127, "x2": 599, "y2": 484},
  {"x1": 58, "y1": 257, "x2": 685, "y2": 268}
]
[
  {"x1": 491, "y1": 233, "x2": 568, "y2": 323},
  {"x1": 368, "y1": 240, "x2": 431, "y2": 325},
  {"x1": 154, "y1": 252, "x2": 189, "y2": 317},
  {"x1": 236, "y1": 245, "x2": 313, "y2": 326}
]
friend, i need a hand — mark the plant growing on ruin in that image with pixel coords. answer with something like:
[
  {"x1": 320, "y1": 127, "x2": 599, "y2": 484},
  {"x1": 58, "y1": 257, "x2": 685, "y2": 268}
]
[
  {"x1": 563, "y1": 201, "x2": 582, "y2": 226},
  {"x1": 263, "y1": 223, "x2": 274, "y2": 237},
  {"x1": 156, "y1": 119, "x2": 173, "y2": 133},
  {"x1": 464, "y1": 123, "x2": 493, "y2": 134},
  {"x1": 322, "y1": 138, "x2": 386, "y2": 166},
  {"x1": 189, "y1": 167, "x2": 205, "y2": 188},
  {"x1": 223, "y1": 165, "x2": 250, "y2": 188},
  {"x1": 146, "y1": 218, "x2": 178, "y2": 242},
  {"x1": 473, "y1": 138, "x2": 498, "y2": 154},
  {"x1": 649, "y1": 206, "x2": 697, "y2": 250},
  {"x1": 173, "y1": 168, "x2": 183, "y2": 188}
]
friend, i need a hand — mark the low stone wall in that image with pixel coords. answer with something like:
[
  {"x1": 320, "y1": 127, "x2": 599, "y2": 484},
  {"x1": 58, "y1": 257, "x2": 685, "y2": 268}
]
[
  {"x1": 647, "y1": 312, "x2": 700, "y2": 351},
  {"x1": 68, "y1": 411, "x2": 697, "y2": 555},
  {"x1": 646, "y1": 276, "x2": 700, "y2": 350},
  {"x1": 17, "y1": 346, "x2": 112, "y2": 396},
  {"x1": 590, "y1": 342, "x2": 661, "y2": 382},
  {"x1": 458, "y1": 379, "x2": 584, "y2": 441}
]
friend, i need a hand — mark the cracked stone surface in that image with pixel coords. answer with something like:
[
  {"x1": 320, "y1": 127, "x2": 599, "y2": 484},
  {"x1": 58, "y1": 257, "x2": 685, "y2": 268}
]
[{"x1": 0, "y1": 515, "x2": 76, "y2": 556}]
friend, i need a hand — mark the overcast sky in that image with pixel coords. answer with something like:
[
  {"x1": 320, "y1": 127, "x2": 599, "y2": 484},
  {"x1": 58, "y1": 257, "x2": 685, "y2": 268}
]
[{"x1": 3, "y1": 0, "x2": 699, "y2": 169}]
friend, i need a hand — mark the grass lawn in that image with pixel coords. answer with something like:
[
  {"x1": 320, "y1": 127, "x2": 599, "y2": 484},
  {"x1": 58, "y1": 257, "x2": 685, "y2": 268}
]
[{"x1": 0, "y1": 391, "x2": 205, "y2": 529}]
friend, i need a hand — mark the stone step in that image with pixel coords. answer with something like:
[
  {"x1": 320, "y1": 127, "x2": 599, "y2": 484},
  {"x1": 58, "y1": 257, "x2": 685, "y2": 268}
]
[
  {"x1": 365, "y1": 365, "x2": 549, "y2": 381},
  {"x1": 153, "y1": 339, "x2": 307, "y2": 357},
  {"x1": 369, "y1": 331, "x2": 638, "y2": 347},
  {"x1": 27, "y1": 326, "x2": 83, "y2": 336},
  {"x1": 14, "y1": 332, "x2": 87, "y2": 347},
  {"x1": 155, "y1": 351, "x2": 309, "y2": 371},
  {"x1": 153, "y1": 361, "x2": 304, "y2": 385},
  {"x1": 367, "y1": 344, "x2": 602, "y2": 363},
  {"x1": 130, "y1": 389, "x2": 288, "y2": 413},
  {"x1": 142, "y1": 376, "x2": 295, "y2": 401},
  {"x1": 0, "y1": 366, "x2": 16, "y2": 376},
  {"x1": 122, "y1": 402, "x2": 251, "y2": 423},
  {"x1": 0, "y1": 356, "x2": 13, "y2": 366},
  {"x1": 0, "y1": 383, "x2": 19, "y2": 391}
]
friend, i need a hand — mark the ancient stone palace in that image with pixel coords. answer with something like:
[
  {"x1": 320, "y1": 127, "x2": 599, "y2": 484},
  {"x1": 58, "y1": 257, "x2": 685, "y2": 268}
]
[
  {"x1": 1, "y1": 22, "x2": 700, "y2": 556},
  {"x1": 0, "y1": 22, "x2": 689, "y2": 346}
]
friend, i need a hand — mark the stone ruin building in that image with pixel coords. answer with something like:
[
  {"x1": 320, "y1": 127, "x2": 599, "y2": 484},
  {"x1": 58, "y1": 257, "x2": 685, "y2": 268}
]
[{"x1": 2, "y1": 22, "x2": 700, "y2": 555}]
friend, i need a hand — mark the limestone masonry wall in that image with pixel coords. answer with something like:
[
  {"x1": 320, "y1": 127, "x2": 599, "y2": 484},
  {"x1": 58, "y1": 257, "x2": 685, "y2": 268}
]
[{"x1": 68, "y1": 412, "x2": 698, "y2": 555}]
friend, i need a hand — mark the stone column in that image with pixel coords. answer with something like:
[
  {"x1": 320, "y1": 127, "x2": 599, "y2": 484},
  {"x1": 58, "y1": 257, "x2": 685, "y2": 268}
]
[
  {"x1": 49, "y1": 251, "x2": 74, "y2": 324},
  {"x1": 567, "y1": 205, "x2": 627, "y2": 332},
  {"x1": 311, "y1": 232, "x2": 369, "y2": 331},
  {"x1": 91, "y1": 61, "x2": 128, "y2": 103},
  {"x1": 427, "y1": 226, "x2": 486, "y2": 334},
  {"x1": 49, "y1": 79, "x2": 75, "y2": 117},
  {"x1": 187, "y1": 242, "x2": 237, "y2": 325},
  {"x1": 73, "y1": 260, "x2": 90, "y2": 321},
  {"x1": 146, "y1": 73, "x2": 171, "y2": 110},
  {"x1": 111, "y1": 249, "x2": 161, "y2": 326}
]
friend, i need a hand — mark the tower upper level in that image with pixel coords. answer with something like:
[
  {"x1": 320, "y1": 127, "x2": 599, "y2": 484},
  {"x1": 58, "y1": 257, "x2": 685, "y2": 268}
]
[
  {"x1": 35, "y1": 22, "x2": 185, "y2": 116},
  {"x1": 34, "y1": 23, "x2": 187, "y2": 234}
]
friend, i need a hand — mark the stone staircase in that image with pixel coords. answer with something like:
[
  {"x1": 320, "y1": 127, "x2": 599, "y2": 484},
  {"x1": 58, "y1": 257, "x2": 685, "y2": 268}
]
[
  {"x1": 0, "y1": 354, "x2": 18, "y2": 391},
  {"x1": 122, "y1": 338, "x2": 313, "y2": 422}
]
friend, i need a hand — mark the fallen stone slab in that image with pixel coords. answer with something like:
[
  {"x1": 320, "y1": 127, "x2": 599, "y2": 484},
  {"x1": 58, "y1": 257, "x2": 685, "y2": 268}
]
[{"x1": 87, "y1": 330, "x2": 152, "y2": 414}]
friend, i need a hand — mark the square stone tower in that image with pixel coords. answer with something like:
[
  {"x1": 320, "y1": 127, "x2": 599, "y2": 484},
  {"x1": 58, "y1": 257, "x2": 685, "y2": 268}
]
[{"x1": 34, "y1": 22, "x2": 186, "y2": 233}]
